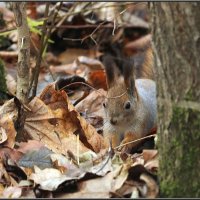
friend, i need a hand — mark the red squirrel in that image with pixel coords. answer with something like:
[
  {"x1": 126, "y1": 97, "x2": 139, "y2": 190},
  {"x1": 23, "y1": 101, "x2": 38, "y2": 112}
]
[{"x1": 102, "y1": 35, "x2": 157, "y2": 153}]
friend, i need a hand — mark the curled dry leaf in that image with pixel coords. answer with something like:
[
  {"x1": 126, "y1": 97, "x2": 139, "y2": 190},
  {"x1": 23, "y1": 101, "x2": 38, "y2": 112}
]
[
  {"x1": 77, "y1": 56, "x2": 104, "y2": 70},
  {"x1": 49, "y1": 62, "x2": 77, "y2": 75},
  {"x1": 0, "y1": 5, "x2": 15, "y2": 22},
  {"x1": 0, "y1": 183, "x2": 4, "y2": 197},
  {"x1": 140, "y1": 173, "x2": 159, "y2": 198},
  {"x1": 0, "y1": 147, "x2": 23, "y2": 163},
  {"x1": 57, "y1": 48, "x2": 98, "y2": 64},
  {"x1": 30, "y1": 165, "x2": 84, "y2": 191},
  {"x1": 87, "y1": 70, "x2": 107, "y2": 90},
  {"x1": 55, "y1": 172, "x2": 114, "y2": 198},
  {"x1": 0, "y1": 127, "x2": 7, "y2": 144},
  {"x1": 2, "y1": 186, "x2": 22, "y2": 198},
  {"x1": 0, "y1": 159, "x2": 12, "y2": 185},
  {"x1": 0, "y1": 99, "x2": 18, "y2": 148},
  {"x1": 17, "y1": 140, "x2": 45, "y2": 154},
  {"x1": 82, "y1": 149, "x2": 112, "y2": 176},
  {"x1": 6, "y1": 74, "x2": 17, "y2": 95},
  {"x1": 112, "y1": 161, "x2": 132, "y2": 192},
  {"x1": 142, "y1": 149, "x2": 158, "y2": 163},
  {"x1": 50, "y1": 153, "x2": 86, "y2": 177},
  {"x1": 143, "y1": 150, "x2": 158, "y2": 172},
  {"x1": 76, "y1": 89, "x2": 106, "y2": 115},
  {"x1": 18, "y1": 147, "x2": 53, "y2": 170},
  {"x1": 124, "y1": 34, "x2": 152, "y2": 55},
  {"x1": 24, "y1": 83, "x2": 106, "y2": 157}
]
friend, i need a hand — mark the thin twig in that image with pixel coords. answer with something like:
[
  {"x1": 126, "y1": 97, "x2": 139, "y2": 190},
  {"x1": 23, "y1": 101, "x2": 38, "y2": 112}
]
[
  {"x1": 114, "y1": 134, "x2": 156, "y2": 150},
  {"x1": 95, "y1": 145, "x2": 112, "y2": 174},
  {"x1": 59, "y1": 81, "x2": 127, "y2": 99},
  {"x1": 42, "y1": 2, "x2": 63, "y2": 52},
  {"x1": 29, "y1": 2, "x2": 50, "y2": 97},
  {"x1": 30, "y1": 2, "x2": 63, "y2": 99}
]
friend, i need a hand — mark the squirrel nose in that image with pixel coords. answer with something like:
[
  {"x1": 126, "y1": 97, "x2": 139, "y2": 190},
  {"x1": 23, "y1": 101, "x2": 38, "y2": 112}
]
[{"x1": 110, "y1": 118, "x2": 117, "y2": 125}]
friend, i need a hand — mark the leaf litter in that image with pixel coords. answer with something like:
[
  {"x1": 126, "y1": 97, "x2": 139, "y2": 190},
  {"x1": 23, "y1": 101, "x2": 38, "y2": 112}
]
[{"x1": 0, "y1": 2, "x2": 159, "y2": 198}]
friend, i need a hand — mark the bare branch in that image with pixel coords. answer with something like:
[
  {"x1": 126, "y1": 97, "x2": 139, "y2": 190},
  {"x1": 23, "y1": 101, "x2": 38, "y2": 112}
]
[{"x1": 12, "y1": 2, "x2": 30, "y2": 104}]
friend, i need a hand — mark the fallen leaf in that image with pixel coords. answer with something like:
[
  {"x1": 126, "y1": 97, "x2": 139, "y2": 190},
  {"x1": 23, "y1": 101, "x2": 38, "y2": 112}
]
[
  {"x1": 40, "y1": 83, "x2": 107, "y2": 153},
  {"x1": 0, "y1": 184, "x2": 4, "y2": 197},
  {"x1": 143, "y1": 149, "x2": 158, "y2": 172},
  {"x1": 124, "y1": 34, "x2": 151, "y2": 56},
  {"x1": 0, "y1": 5, "x2": 14, "y2": 22},
  {"x1": 144, "y1": 159, "x2": 159, "y2": 172},
  {"x1": 0, "y1": 127, "x2": 7, "y2": 143},
  {"x1": 2, "y1": 186, "x2": 22, "y2": 198},
  {"x1": 30, "y1": 166, "x2": 83, "y2": 191},
  {"x1": 142, "y1": 149, "x2": 158, "y2": 163},
  {"x1": 75, "y1": 89, "x2": 106, "y2": 120},
  {"x1": 49, "y1": 62, "x2": 77, "y2": 75},
  {"x1": 18, "y1": 147, "x2": 53, "y2": 169},
  {"x1": 140, "y1": 173, "x2": 159, "y2": 198},
  {"x1": 58, "y1": 48, "x2": 98, "y2": 64},
  {"x1": 17, "y1": 140, "x2": 45, "y2": 154},
  {"x1": 112, "y1": 162, "x2": 132, "y2": 191},
  {"x1": 50, "y1": 153, "x2": 84, "y2": 177},
  {"x1": 0, "y1": 147, "x2": 23, "y2": 163},
  {"x1": 0, "y1": 159, "x2": 12, "y2": 185},
  {"x1": 81, "y1": 149, "x2": 112, "y2": 176},
  {"x1": 55, "y1": 172, "x2": 113, "y2": 198},
  {"x1": 130, "y1": 186, "x2": 140, "y2": 198},
  {"x1": 87, "y1": 70, "x2": 107, "y2": 90},
  {"x1": 77, "y1": 56, "x2": 104, "y2": 70},
  {"x1": 6, "y1": 74, "x2": 17, "y2": 95},
  {"x1": 0, "y1": 99, "x2": 18, "y2": 148}
]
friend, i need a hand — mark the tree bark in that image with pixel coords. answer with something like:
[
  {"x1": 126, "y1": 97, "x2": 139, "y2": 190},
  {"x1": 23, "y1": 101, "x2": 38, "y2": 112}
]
[
  {"x1": 12, "y1": 2, "x2": 30, "y2": 104},
  {"x1": 151, "y1": 2, "x2": 200, "y2": 197}
]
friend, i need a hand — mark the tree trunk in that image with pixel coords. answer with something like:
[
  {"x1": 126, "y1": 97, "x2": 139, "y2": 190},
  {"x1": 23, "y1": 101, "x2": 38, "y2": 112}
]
[
  {"x1": 151, "y1": 2, "x2": 200, "y2": 197},
  {"x1": 12, "y1": 2, "x2": 30, "y2": 104}
]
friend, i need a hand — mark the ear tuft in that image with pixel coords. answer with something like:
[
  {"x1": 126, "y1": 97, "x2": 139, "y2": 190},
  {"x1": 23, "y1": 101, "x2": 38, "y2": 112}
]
[
  {"x1": 102, "y1": 54, "x2": 120, "y2": 88},
  {"x1": 123, "y1": 58, "x2": 135, "y2": 96}
]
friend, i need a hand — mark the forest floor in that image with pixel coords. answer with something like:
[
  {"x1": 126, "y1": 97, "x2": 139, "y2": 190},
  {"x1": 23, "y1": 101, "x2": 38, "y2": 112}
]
[{"x1": 0, "y1": 2, "x2": 159, "y2": 198}]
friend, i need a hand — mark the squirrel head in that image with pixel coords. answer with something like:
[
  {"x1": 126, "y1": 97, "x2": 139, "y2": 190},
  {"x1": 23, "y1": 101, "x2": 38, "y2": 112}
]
[{"x1": 102, "y1": 54, "x2": 139, "y2": 128}]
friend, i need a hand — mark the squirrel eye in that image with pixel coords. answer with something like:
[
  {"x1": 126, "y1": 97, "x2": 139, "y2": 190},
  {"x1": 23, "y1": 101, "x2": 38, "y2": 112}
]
[
  {"x1": 103, "y1": 102, "x2": 106, "y2": 108},
  {"x1": 124, "y1": 101, "x2": 131, "y2": 110}
]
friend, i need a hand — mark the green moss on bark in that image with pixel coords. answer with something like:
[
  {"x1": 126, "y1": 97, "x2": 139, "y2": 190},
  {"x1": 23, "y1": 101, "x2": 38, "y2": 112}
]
[
  {"x1": 0, "y1": 59, "x2": 7, "y2": 93},
  {"x1": 159, "y1": 106, "x2": 200, "y2": 197}
]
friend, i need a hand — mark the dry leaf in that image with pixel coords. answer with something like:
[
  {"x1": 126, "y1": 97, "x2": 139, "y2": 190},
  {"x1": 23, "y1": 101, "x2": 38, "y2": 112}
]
[
  {"x1": 112, "y1": 162, "x2": 132, "y2": 191},
  {"x1": 77, "y1": 56, "x2": 104, "y2": 70},
  {"x1": 18, "y1": 147, "x2": 53, "y2": 169},
  {"x1": 22, "y1": 83, "x2": 106, "y2": 158},
  {"x1": 0, "y1": 183, "x2": 5, "y2": 197},
  {"x1": 55, "y1": 172, "x2": 113, "y2": 198},
  {"x1": 143, "y1": 150, "x2": 158, "y2": 172},
  {"x1": 124, "y1": 34, "x2": 151, "y2": 55},
  {"x1": 88, "y1": 70, "x2": 107, "y2": 90},
  {"x1": 17, "y1": 140, "x2": 45, "y2": 154},
  {"x1": 30, "y1": 165, "x2": 83, "y2": 191},
  {"x1": 0, "y1": 99, "x2": 17, "y2": 148},
  {"x1": 75, "y1": 89, "x2": 106, "y2": 120},
  {"x1": 0, "y1": 127, "x2": 7, "y2": 144},
  {"x1": 50, "y1": 153, "x2": 84, "y2": 177},
  {"x1": 49, "y1": 62, "x2": 77, "y2": 75},
  {"x1": 140, "y1": 173, "x2": 159, "y2": 198},
  {"x1": 58, "y1": 48, "x2": 98, "y2": 64},
  {"x1": 142, "y1": 149, "x2": 158, "y2": 163},
  {"x1": 6, "y1": 74, "x2": 16, "y2": 95},
  {"x1": 0, "y1": 147, "x2": 22, "y2": 163},
  {"x1": 2, "y1": 186, "x2": 22, "y2": 198}
]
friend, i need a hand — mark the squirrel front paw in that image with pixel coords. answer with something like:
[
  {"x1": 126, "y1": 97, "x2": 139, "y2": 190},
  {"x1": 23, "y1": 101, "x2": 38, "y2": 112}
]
[{"x1": 118, "y1": 132, "x2": 141, "y2": 153}]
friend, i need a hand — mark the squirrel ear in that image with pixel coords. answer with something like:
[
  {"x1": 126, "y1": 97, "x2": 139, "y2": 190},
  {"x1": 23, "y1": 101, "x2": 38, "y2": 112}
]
[
  {"x1": 123, "y1": 59, "x2": 135, "y2": 96},
  {"x1": 102, "y1": 54, "x2": 121, "y2": 88}
]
